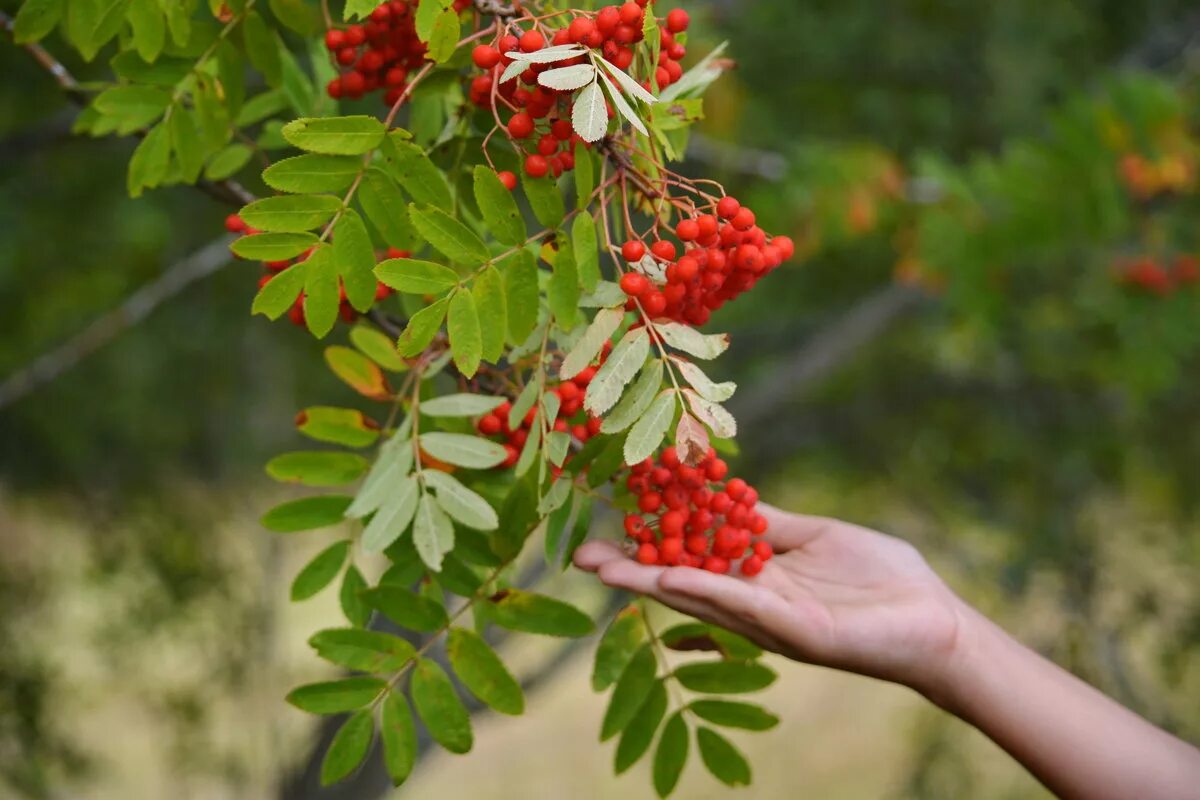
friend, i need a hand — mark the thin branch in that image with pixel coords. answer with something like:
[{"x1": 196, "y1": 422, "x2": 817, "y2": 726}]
[
  {"x1": 0, "y1": 9, "x2": 257, "y2": 208},
  {"x1": 0, "y1": 237, "x2": 234, "y2": 410},
  {"x1": 730, "y1": 284, "x2": 927, "y2": 430}
]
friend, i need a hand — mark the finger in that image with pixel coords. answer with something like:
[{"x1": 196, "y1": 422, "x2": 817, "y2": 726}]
[
  {"x1": 657, "y1": 566, "x2": 791, "y2": 630},
  {"x1": 573, "y1": 540, "x2": 627, "y2": 572},
  {"x1": 755, "y1": 501, "x2": 833, "y2": 552},
  {"x1": 595, "y1": 559, "x2": 747, "y2": 631}
]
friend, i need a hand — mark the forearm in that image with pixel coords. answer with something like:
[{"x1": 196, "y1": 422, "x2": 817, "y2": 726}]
[{"x1": 927, "y1": 606, "x2": 1200, "y2": 800}]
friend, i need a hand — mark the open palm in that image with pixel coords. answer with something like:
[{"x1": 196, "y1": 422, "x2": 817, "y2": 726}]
[{"x1": 574, "y1": 504, "x2": 970, "y2": 694}]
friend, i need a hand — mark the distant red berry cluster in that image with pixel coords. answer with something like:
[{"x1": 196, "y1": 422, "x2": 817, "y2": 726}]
[
  {"x1": 1116, "y1": 254, "x2": 1200, "y2": 296},
  {"x1": 225, "y1": 213, "x2": 397, "y2": 327},
  {"x1": 477, "y1": 341, "x2": 611, "y2": 468},
  {"x1": 619, "y1": 196, "x2": 796, "y2": 326},
  {"x1": 623, "y1": 447, "x2": 773, "y2": 576},
  {"x1": 323, "y1": 0, "x2": 469, "y2": 105}
]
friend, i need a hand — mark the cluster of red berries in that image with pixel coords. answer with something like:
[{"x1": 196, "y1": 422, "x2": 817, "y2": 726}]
[
  {"x1": 618, "y1": 196, "x2": 796, "y2": 325},
  {"x1": 323, "y1": 0, "x2": 468, "y2": 105},
  {"x1": 225, "y1": 213, "x2": 397, "y2": 327},
  {"x1": 1116, "y1": 255, "x2": 1200, "y2": 296},
  {"x1": 623, "y1": 446, "x2": 773, "y2": 576},
  {"x1": 467, "y1": 2, "x2": 688, "y2": 178},
  {"x1": 476, "y1": 355, "x2": 608, "y2": 468}
]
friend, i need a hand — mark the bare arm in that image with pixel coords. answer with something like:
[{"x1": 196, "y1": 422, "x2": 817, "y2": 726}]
[{"x1": 573, "y1": 504, "x2": 1200, "y2": 800}]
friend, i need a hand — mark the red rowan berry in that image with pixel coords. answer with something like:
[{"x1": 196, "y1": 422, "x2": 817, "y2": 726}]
[
  {"x1": 753, "y1": 540, "x2": 773, "y2": 561},
  {"x1": 666, "y1": 8, "x2": 690, "y2": 32},
  {"x1": 524, "y1": 154, "x2": 549, "y2": 177},
  {"x1": 651, "y1": 240, "x2": 677, "y2": 261},
  {"x1": 676, "y1": 219, "x2": 700, "y2": 241},
  {"x1": 497, "y1": 170, "x2": 518, "y2": 191},
  {"x1": 622, "y1": 240, "x2": 646, "y2": 262},
  {"x1": 478, "y1": 414, "x2": 502, "y2": 435},
  {"x1": 642, "y1": 290, "x2": 667, "y2": 316},
  {"x1": 624, "y1": 513, "x2": 647, "y2": 537},
  {"x1": 507, "y1": 112, "x2": 534, "y2": 138},
  {"x1": 659, "y1": 510, "x2": 686, "y2": 537},
  {"x1": 345, "y1": 24, "x2": 366, "y2": 45},
  {"x1": 519, "y1": 30, "x2": 545, "y2": 52},
  {"x1": 619, "y1": 272, "x2": 650, "y2": 296},
  {"x1": 740, "y1": 555, "x2": 764, "y2": 577},
  {"x1": 685, "y1": 534, "x2": 708, "y2": 556},
  {"x1": 472, "y1": 44, "x2": 501, "y2": 68},
  {"x1": 568, "y1": 17, "x2": 596, "y2": 42},
  {"x1": 716, "y1": 196, "x2": 741, "y2": 219},
  {"x1": 659, "y1": 537, "x2": 683, "y2": 565},
  {"x1": 325, "y1": 29, "x2": 347, "y2": 50},
  {"x1": 637, "y1": 491, "x2": 662, "y2": 513},
  {"x1": 225, "y1": 214, "x2": 246, "y2": 233},
  {"x1": 636, "y1": 542, "x2": 658, "y2": 564},
  {"x1": 702, "y1": 555, "x2": 730, "y2": 574},
  {"x1": 725, "y1": 477, "x2": 748, "y2": 501},
  {"x1": 731, "y1": 207, "x2": 756, "y2": 231}
]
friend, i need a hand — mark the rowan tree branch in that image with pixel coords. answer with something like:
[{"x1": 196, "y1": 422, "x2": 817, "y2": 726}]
[
  {"x1": 0, "y1": 237, "x2": 235, "y2": 410},
  {"x1": 730, "y1": 283, "x2": 928, "y2": 431}
]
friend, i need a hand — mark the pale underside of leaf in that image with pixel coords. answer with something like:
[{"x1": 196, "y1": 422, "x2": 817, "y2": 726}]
[
  {"x1": 654, "y1": 322, "x2": 729, "y2": 359},
  {"x1": 560, "y1": 306, "x2": 624, "y2": 380},
  {"x1": 361, "y1": 475, "x2": 420, "y2": 553},
  {"x1": 600, "y1": 358, "x2": 664, "y2": 434},
  {"x1": 572, "y1": 79, "x2": 609, "y2": 143},
  {"x1": 675, "y1": 412, "x2": 710, "y2": 466},
  {"x1": 624, "y1": 390, "x2": 677, "y2": 465},
  {"x1": 423, "y1": 469, "x2": 499, "y2": 530},
  {"x1": 684, "y1": 390, "x2": 737, "y2": 438},
  {"x1": 412, "y1": 491, "x2": 455, "y2": 571},
  {"x1": 673, "y1": 358, "x2": 736, "y2": 402},
  {"x1": 596, "y1": 56, "x2": 658, "y2": 106},
  {"x1": 584, "y1": 327, "x2": 650, "y2": 417},
  {"x1": 538, "y1": 63, "x2": 597, "y2": 92},
  {"x1": 596, "y1": 68, "x2": 648, "y2": 136}
]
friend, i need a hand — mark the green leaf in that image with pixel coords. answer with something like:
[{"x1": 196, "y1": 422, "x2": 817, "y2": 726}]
[
  {"x1": 571, "y1": 214, "x2": 601, "y2": 291},
  {"x1": 304, "y1": 246, "x2": 340, "y2": 339},
  {"x1": 426, "y1": 6, "x2": 459, "y2": 62},
  {"x1": 447, "y1": 289, "x2": 482, "y2": 378},
  {"x1": 364, "y1": 585, "x2": 448, "y2": 632},
  {"x1": 420, "y1": 393, "x2": 504, "y2": 417},
  {"x1": 688, "y1": 700, "x2": 780, "y2": 731},
  {"x1": 343, "y1": 0, "x2": 378, "y2": 20},
  {"x1": 360, "y1": 475, "x2": 419, "y2": 553},
  {"x1": 601, "y1": 358, "x2": 664, "y2": 434},
  {"x1": 592, "y1": 605, "x2": 646, "y2": 691},
  {"x1": 673, "y1": 661, "x2": 777, "y2": 694},
  {"x1": 408, "y1": 204, "x2": 489, "y2": 266},
  {"x1": 563, "y1": 492, "x2": 593, "y2": 568},
  {"x1": 70, "y1": 0, "x2": 132, "y2": 61},
  {"x1": 584, "y1": 327, "x2": 651, "y2": 417},
  {"x1": 240, "y1": 194, "x2": 343, "y2": 233},
  {"x1": 12, "y1": 0, "x2": 63, "y2": 43},
  {"x1": 290, "y1": 540, "x2": 350, "y2": 600},
  {"x1": 411, "y1": 658, "x2": 473, "y2": 753},
  {"x1": 382, "y1": 136, "x2": 453, "y2": 211},
  {"x1": 231, "y1": 232, "x2": 315, "y2": 261},
  {"x1": 263, "y1": 154, "x2": 362, "y2": 193},
  {"x1": 413, "y1": 0, "x2": 441, "y2": 39},
  {"x1": 561, "y1": 306, "x2": 623, "y2": 380},
  {"x1": 242, "y1": 10, "x2": 283, "y2": 87},
  {"x1": 297, "y1": 406, "x2": 380, "y2": 448},
  {"x1": 548, "y1": 240, "x2": 581, "y2": 329},
  {"x1": 309, "y1": 628, "x2": 416, "y2": 672},
  {"x1": 674, "y1": 359, "x2": 736, "y2": 402},
  {"x1": 350, "y1": 325, "x2": 408, "y2": 372},
  {"x1": 332, "y1": 209, "x2": 378, "y2": 312},
  {"x1": 615, "y1": 680, "x2": 667, "y2": 774},
  {"x1": 375, "y1": 258, "x2": 460, "y2": 294},
  {"x1": 586, "y1": 434, "x2": 627, "y2": 488},
  {"x1": 126, "y1": 120, "x2": 170, "y2": 198},
  {"x1": 287, "y1": 677, "x2": 386, "y2": 714},
  {"x1": 204, "y1": 143, "x2": 253, "y2": 181},
  {"x1": 340, "y1": 565, "x2": 371, "y2": 626},
  {"x1": 473, "y1": 165, "x2": 525, "y2": 246},
  {"x1": 473, "y1": 266, "x2": 508, "y2": 363},
  {"x1": 573, "y1": 140, "x2": 595, "y2": 208},
  {"x1": 396, "y1": 296, "x2": 449, "y2": 357},
  {"x1": 601, "y1": 643, "x2": 657, "y2": 741},
  {"x1": 412, "y1": 492, "x2": 455, "y2": 571},
  {"x1": 252, "y1": 262, "x2": 307, "y2": 319},
  {"x1": 653, "y1": 711, "x2": 689, "y2": 798},
  {"x1": 493, "y1": 474, "x2": 539, "y2": 560},
  {"x1": 261, "y1": 495, "x2": 353, "y2": 532},
  {"x1": 381, "y1": 692, "x2": 418, "y2": 785},
  {"x1": 487, "y1": 589, "x2": 594, "y2": 637},
  {"x1": 423, "y1": 470, "x2": 499, "y2": 530},
  {"x1": 624, "y1": 390, "x2": 677, "y2": 464},
  {"x1": 696, "y1": 727, "x2": 751, "y2": 786},
  {"x1": 419, "y1": 432, "x2": 508, "y2": 469},
  {"x1": 268, "y1": 451, "x2": 369, "y2": 486},
  {"x1": 321, "y1": 710, "x2": 373, "y2": 785},
  {"x1": 168, "y1": 108, "x2": 204, "y2": 184},
  {"x1": 500, "y1": 250, "x2": 539, "y2": 344},
  {"x1": 282, "y1": 115, "x2": 386, "y2": 155},
  {"x1": 94, "y1": 85, "x2": 170, "y2": 129},
  {"x1": 447, "y1": 627, "x2": 524, "y2": 715},
  {"x1": 269, "y1": 0, "x2": 321, "y2": 34},
  {"x1": 655, "y1": 322, "x2": 729, "y2": 360},
  {"x1": 359, "y1": 168, "x2": 419, "y2": 249},
  {"x1": 522, "y1": 174, "x2": 565, "y2": 228}
]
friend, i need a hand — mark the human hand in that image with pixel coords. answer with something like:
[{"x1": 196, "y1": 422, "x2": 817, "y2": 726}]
[{"x1": 574, "y1": 503, "x2": 974, "y2": 697}]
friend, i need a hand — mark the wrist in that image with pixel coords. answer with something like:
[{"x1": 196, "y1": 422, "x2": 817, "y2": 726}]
[{"x1": 914, "y1": 600, "x2": 1002, "y2": 716}]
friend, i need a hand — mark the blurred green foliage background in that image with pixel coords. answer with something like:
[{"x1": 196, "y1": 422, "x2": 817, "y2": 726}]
[{"x1": 1, "y1": 0, "x2": 1198, "y2": 798}]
